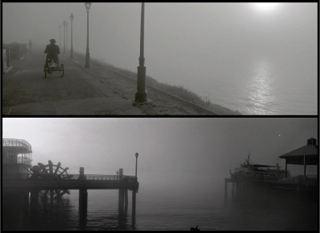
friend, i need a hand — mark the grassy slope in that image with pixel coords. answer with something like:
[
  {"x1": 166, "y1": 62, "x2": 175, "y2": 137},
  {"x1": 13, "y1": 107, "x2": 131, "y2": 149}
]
[{"x1": 74, "y1": 51, "x2": 241, "y2": 115}]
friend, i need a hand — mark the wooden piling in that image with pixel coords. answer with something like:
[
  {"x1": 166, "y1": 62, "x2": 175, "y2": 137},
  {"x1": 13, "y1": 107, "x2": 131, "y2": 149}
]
[
  {"x1": 30, "y1": 190, "x2": 38, "y2": 206},
  {"x1": 23, "y1": 191, "x2": 29, "y2": 216},
  {"x1": 124, "y1": 189, "x2": 128, "y2": 215},
  {"x1": 79, "y1": 189, "x2": 88, "y2": 214},
  {"x1": 132, "y1": 190, "x2": 136, "y2": 219},
  {"x1": 224, "y1": 178, "x2": 228, "y2": 203},
  {"x1": 118, "y1": 168, "x2": 125, "y2": 215},
  {"x1": 232, "y1": 181, "x2": 235, "y2": 199},
  {"x1": 119, "y1": 189, "x2": 124, "y2": 215},
  {"x1": 50, "y1": 189, "x2": 54, "y2": 205},
  {"x1": 79, "y1": 166, "x2": 88, "y2": 215}
]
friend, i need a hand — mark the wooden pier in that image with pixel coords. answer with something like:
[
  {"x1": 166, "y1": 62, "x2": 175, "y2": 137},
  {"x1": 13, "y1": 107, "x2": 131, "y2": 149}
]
[{"x1": 3, "y1": 167, "x2": 139, "y2": 222}]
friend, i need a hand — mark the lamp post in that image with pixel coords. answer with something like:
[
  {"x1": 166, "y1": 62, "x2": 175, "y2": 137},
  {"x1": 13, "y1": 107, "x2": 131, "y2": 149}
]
[
  {"x1": 85, "y1": 2, "x2": 91, "y2": 68},
  {"x1": 59, "y1": 25, "x2": 61, "y2": 48},
  {"x1": 135, "y1": 153, "x2": 139, "y2": 178},
  {"x1": 70, "y1": 13, "x2": 74, "y2": 58},
  {"x1": 63, "y1": 21, "x2": 67, "y2": 54},
  {"x1": 135, "y1": 3, "x2": 148, "y2": 103},
  {"x1": 66, "y1": 22, "x2": 68, "y2": 51}
]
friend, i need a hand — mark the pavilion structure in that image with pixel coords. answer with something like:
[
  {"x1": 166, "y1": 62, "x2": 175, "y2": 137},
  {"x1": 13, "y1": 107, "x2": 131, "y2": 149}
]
[{"x1": 279, "y1": 138, "x2": 318, "y2": 180}]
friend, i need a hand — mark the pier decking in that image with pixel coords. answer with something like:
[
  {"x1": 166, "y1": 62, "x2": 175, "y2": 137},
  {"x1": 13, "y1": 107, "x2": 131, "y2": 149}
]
[{"x1": 3, "y1": 176, "x2": 139, "y2": 190}]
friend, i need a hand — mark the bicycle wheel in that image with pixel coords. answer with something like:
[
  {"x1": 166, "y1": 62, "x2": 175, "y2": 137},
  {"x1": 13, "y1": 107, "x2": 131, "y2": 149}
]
[{"x1": 60, "y1": 64, "x2": 64, "y2": 77}]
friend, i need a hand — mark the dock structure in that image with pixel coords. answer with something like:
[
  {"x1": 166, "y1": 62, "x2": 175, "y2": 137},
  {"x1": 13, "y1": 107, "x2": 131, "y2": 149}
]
[
  {"x1": 279, "y1": 137, "x2": 318, "y2": 180},
  {"x1": 2, "y1": 138, "x2": 139, "y2": 226},
  {"x1": 225, "y1": 138, "x2": 318, "y2": 203},
  {"x1": 3, "y1": 167, "x2": 139, "y2": 219}
]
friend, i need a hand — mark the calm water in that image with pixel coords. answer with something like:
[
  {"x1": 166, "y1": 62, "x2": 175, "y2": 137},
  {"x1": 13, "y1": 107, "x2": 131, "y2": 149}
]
[
  {"x1": 147, "y1": 54, "x2": 317, "y2": 115},
  {"x1": 3, "y1": 185, "x2": 318, "y2": 231}
]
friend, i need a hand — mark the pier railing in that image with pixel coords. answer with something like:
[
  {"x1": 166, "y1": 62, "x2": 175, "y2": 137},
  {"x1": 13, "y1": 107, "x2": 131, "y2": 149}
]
[{"x1": 69, "y1": 174, "x2": 137, "y2": 181}]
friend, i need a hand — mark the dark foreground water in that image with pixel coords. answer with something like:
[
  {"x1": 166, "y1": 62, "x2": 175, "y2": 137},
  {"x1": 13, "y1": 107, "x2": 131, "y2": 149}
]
[{"x1": 3, "y1": 186, "x2": 318, "y2": 231}]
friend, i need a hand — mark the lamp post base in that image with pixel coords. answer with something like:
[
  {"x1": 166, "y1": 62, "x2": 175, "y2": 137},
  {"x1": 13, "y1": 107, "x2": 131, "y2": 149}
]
[
  {"x1": 135, "y1": 65, "x2": 147, "y2": 102},
  {"x1": 135, "y1": 91, "x2": 148, "y2": 103},
  {"x1": 85, "y1": 52, "x2": 90, "y2": 68}
]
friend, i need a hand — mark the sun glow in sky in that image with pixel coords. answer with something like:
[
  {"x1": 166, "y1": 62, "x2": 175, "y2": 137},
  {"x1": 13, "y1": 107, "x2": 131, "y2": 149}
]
[{"x1": 253, "y1": 3, "x2": 280, "y2": 11}]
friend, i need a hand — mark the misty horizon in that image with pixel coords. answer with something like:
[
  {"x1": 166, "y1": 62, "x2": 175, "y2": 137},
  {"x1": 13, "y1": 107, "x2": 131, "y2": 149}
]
[{"x1": 3, "y1": 118, "x2": 318, "y2": 193}]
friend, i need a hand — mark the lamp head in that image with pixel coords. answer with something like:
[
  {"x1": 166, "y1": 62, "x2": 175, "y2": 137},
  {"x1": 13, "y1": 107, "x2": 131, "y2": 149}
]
[
  {"x1": 85, "y1": 2, "x2": 92, "y2": 11},
  {"x1": 70, "y1": 13, "x2": 74, "y2": 21},
  {"x1": 135, "y1": 153, "x2": 139, "y2": 158}
]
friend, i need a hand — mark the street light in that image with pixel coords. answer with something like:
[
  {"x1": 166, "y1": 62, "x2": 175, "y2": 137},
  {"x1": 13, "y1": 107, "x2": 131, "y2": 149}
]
[
  {"x1": 66, "y1": 22, "x2": 68, "y2": 51},
  {"x1": 63, "y1": 21, "x2": 67, "y2": 54},
  {"x1": 135, "y1": 3, "x2": 148, "y2": 103},
  {"x1": 135, "y1": 153, "x2": 139, "y2": 178},
  {"x1": 85, "y1": 2, "x2": 91, "y2": 68},
  {"x1": 59, "y1": 25, "x2": 61, "y2": 48},
  {"x1": 70, "y1": 13, "x2": 74, "y2": 58}
]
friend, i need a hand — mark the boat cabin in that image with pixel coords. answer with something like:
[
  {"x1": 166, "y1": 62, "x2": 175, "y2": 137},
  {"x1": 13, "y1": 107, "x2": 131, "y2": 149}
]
[{"x1": 2, "y1": 138, "x2": 33, "y2": 179}]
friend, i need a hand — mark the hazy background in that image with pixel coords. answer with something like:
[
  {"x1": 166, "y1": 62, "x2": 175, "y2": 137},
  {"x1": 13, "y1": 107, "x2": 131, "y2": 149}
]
[
  {"x1": 2, "y1": 3, "x2": 317, "y2": 115},
  {"x1": 2, "y1": 118, "x2": 318, "y2": 198}
]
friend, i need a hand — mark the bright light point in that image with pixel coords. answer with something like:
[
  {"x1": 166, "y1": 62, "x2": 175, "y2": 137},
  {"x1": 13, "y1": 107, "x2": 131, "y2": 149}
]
[
  {"x1": 253, "y1": 3, "x2": 279, "y2": 11},
  {"x1": 279, "y1": 134, "x2": 281, "y2": 137}
]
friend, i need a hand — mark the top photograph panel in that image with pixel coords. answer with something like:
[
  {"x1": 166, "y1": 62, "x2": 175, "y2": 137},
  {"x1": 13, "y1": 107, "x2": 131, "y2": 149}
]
[{"x1": 2, "y1": 3, "x2": 317, "y2": 116}]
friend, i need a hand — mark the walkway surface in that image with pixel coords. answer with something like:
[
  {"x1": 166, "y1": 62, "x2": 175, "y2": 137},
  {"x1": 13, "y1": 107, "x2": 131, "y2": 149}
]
[{"x1": 2, "y1": 50, "x2": 145, "y2": 115}]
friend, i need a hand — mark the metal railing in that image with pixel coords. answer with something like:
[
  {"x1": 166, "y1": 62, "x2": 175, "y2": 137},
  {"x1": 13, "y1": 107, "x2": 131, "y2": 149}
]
[{"x1": 69, "y1": 174, "x2": 137, "y2": 181}]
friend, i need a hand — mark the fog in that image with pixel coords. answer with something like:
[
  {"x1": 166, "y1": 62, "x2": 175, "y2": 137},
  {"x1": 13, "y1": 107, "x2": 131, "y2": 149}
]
[
  {"x1": 2, "y1": 3, "x2": 317, "y2": 114},
  {"x1": 3, "y1": 118, "x2": 317, "y2": 198}
]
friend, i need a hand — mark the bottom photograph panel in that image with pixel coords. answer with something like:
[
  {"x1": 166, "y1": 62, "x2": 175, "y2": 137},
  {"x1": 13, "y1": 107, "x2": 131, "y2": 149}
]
[{"x1": 2, "y1": 118, "x2": 318, "y2": 231}]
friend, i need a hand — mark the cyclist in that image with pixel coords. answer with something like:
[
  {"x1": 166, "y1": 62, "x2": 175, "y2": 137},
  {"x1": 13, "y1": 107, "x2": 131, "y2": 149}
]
[{"x1": 44, "y1": 39, "x2": 60, "y2": 65}]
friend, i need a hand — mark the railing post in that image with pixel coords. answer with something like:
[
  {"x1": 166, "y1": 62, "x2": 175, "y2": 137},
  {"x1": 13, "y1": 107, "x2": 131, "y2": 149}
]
[
  {"x1": 119, "y1": 168, "x2": 123, "y2": 180},
  {"x1": 80, "y1": 167, "x2": 85, "y2": 180}
]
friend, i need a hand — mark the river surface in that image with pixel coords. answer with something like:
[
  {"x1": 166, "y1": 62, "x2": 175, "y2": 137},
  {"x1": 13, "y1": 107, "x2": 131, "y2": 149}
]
[
  {"x1": 145, "y1": 53, "x2": 317, "y2": 115},
  {"x1": 3, "y1": 184, "x2": 318, "y2": 231}
]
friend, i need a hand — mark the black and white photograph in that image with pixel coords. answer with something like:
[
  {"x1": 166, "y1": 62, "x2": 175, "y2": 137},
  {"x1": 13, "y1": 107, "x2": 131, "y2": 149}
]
[
  {"x1": 2, "y1": 3, "x2": 317, "y2": 115},
  {"x1": 1, "y1": 2, "x2": 318, "y2": 232},
  {"x1": 2, "y1": 118, "x2": 318, "y2": 231}
]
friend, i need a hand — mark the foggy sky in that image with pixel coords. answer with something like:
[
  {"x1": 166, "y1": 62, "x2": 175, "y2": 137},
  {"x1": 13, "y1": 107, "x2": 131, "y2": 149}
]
[
  {"x1": 2, "y1": 118, "x2": 318, "y2": 193},
  {"x1": 3, "y1": 3, "x2": 316, "y2": 73}
]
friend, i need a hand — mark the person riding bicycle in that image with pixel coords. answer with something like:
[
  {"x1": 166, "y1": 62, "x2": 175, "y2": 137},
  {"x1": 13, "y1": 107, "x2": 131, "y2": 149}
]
[{"x1": 44, "y1": 39, "x2": 60, "y2": 65}]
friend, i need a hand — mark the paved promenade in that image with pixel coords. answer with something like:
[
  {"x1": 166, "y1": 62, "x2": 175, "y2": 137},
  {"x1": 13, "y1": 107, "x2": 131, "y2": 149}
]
[{"x1": 2, "y1": 50, "x2": 145, "y2": 115}]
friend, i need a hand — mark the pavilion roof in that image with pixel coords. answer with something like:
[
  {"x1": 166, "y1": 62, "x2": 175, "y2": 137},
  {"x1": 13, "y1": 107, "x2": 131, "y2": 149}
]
[
  {"x1": 279, "y1": 144, "x2": 318, "y2": 158},
  {"x1": 279, "y1": 139, "x2": 318, "y2": 165}
]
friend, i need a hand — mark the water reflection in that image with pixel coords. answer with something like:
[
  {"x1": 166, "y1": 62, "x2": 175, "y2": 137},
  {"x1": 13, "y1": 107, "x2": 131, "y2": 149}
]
[
  {"x1": 247, "y1": 61, "x2": 276, "y2": 115},
  {"x1": 224, "y1": 184, "x2": 318, "y2": 231},
  {"x1": 3, "y1": 190, "x2": 136, "y2": 231}
]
